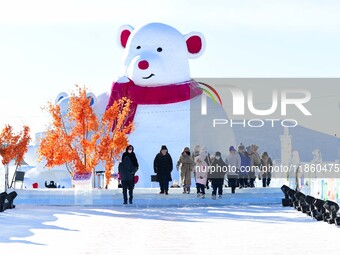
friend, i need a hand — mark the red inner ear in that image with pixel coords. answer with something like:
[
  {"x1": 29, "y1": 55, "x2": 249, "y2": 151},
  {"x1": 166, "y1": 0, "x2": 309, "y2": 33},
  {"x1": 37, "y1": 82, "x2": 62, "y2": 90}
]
[
  {"x1": 186, "y1": 35, "x2": 202, "y2": 54},
  {"x1": 121, "y1": 29, "x2": 131, "y2": 48}
]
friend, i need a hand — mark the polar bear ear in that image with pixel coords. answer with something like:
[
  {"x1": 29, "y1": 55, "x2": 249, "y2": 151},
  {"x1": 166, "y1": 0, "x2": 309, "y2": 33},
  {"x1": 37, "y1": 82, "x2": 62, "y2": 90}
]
[
  {"x1": 117, "y1": 25, "x2": 134, "y2": 49},
  {"x1": 55, "y1": 92, "x2": 68, "y2": 104},
  {"x1": 86, "y1": 92, "x2": 97, "y2": 106},
  {"x1": 184, "y1": 32, "x2": 206, "y2": 59}
]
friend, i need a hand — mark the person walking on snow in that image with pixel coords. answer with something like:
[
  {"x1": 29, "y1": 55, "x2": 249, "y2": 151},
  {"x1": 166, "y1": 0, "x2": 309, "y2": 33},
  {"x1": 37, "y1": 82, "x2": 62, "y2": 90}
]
[
  {"x1": 209, "y1": 151, "x2": 227, "y2": 199},
  {"x1": 176, "y1": 147, "x2": 195, "y2": 194},
  {"x1": 260, "y1": 152, "x2": 273, "y2": 187},
  {"x1": 238, "y1": 143, "x2": 250, "y2": 189},
  {"x1": 119, "y1": 145, "x2": 139, "y2": 204},
  {"x1": 248, "y1": 145, "x2": 261, "y2": 188},
  {"x1": 204, "y1": 148, "x2": 212, "y2": 190},
  {"x1": 154, "y1": 145, "x2": 173, "y2": 195},
  {"x1": 122, "y1": 145, "x2": 139, "y2": 171},
  {"x1": 194, "y1": 150, "x2": 208, "y2": 198},
  {"x1": 226, "y1": 146, "x2": 240, "y2": 194}
]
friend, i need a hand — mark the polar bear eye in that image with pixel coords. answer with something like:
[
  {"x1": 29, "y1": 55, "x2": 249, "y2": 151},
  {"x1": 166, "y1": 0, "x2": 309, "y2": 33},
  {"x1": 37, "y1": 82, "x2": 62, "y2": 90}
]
[
  {"x1": 157, "y1": 47, "x2": 163, "y2": 52},
  {"x1": 136, "y1": 46, "x2": 141, "y2": 49}
]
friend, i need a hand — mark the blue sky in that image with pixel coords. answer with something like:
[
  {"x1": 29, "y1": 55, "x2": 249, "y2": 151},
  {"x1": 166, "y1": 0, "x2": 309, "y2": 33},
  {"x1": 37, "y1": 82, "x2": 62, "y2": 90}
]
[{"x1": 0, "y1": 0, "x2": 340, "y2": 136}]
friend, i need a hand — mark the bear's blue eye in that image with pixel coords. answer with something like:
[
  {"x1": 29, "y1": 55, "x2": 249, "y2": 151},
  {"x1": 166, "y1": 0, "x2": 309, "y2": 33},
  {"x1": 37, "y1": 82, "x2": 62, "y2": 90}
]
[
  {"x1": 157, "y1": 47, "x2": 162, "y2": 52},
  {"x1": 136, "y1": 46, "x2": 141, "y2": 49}
]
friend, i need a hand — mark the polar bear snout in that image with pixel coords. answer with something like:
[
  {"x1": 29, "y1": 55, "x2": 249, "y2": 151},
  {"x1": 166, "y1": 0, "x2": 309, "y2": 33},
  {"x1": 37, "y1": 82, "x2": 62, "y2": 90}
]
[
  {"x1": 138, "y1": 60, "x2": 149, "y2": 70},
  {"x1": 126, "y1": 53, "x2": 162, "y2": 84}
]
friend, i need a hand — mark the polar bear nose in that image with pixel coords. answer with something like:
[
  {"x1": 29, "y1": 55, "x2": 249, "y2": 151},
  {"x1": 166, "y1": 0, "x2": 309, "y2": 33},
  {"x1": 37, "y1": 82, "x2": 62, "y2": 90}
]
[{"x1": 138, "y1": 60, "x2": 149, "y2": 70}]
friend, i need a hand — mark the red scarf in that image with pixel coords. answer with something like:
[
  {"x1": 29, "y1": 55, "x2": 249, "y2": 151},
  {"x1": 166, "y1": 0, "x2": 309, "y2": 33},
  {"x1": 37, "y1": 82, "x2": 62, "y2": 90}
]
[{"x1": 106, "y1": 78, "x2": 202, "y2": 131}]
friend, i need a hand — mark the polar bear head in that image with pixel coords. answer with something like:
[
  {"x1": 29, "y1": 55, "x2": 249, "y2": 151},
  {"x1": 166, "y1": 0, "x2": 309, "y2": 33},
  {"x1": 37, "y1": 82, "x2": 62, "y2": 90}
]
[
  {"x1": 117, "y1": 22, "x2": 205, "y2": 86},
  {"x1": 55, "y1": 92, "x2": 97, "y2": 129}
]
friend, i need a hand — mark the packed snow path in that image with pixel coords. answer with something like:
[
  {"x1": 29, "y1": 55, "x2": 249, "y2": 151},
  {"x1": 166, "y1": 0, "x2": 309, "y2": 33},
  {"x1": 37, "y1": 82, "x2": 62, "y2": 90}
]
[{"x1": 0, "y1": 204, "x2": 338, "y2": 255}]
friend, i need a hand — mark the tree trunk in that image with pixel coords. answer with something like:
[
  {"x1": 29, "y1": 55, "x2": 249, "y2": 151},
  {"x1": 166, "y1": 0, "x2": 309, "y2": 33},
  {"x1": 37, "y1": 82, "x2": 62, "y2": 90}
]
[
  {"x1": 93, "y1": 168, "x2": 96, "y2": 188},
  {"x1": 9, "y1": 164, "x2": 19, "y2": 188},
  {"x1": 4, "y1": 165, "x2": 9, "y2": 192}
]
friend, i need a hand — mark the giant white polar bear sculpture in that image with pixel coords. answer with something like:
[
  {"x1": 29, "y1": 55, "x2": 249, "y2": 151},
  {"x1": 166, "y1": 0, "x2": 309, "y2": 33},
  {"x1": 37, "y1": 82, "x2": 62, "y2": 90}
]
[
  {"x1": 23, "y1": 22, "x2": 235, "y2": 188},
  {"x1": 106, "y1": 23, "x2": 235, "y2": 187}
]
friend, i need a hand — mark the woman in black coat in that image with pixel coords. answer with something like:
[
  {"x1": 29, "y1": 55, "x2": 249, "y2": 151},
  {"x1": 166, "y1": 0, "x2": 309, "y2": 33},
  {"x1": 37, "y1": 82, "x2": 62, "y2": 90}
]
[
  {"x1": 209, "y1": 151, "x2": 227, "y2": 199},
  {"x1": 153, "y1": 145, "x2": 173, "y2": 195},
  {"x1": 119, "y1": 145, "x2": 139, "y2": 204},
  {"x1": 122, "y1": 145, "x2": 139, "y2": 170}
]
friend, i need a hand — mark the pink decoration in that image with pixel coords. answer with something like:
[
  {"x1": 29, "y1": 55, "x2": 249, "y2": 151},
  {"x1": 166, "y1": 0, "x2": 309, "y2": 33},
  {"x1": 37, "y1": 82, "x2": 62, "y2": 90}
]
[{"x1": 186, "y1": 35, "x2": 203, "y2": 54}]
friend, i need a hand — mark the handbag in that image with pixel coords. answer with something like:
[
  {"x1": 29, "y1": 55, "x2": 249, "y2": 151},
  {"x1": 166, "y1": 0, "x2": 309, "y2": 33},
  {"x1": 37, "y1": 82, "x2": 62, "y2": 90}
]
[
  {"x1": 134, "y1": 175, "x2": 139, "y2": 184},
  {"x1": 151, "y1": 175, "x2": 158, "y2": 182}
]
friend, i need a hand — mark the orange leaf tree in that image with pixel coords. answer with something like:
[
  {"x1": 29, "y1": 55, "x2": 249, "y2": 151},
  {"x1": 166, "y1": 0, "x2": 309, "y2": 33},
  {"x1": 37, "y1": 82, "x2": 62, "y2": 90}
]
[
  {"x1": 39, "y1": 85, "x2": 133, "y2": 187},
  {"x1": 0, "y1": 125, "x2": 31, "y2": 189},
  {"x1": 98, "y1": 97, "x2": 133, "y2": 186}
]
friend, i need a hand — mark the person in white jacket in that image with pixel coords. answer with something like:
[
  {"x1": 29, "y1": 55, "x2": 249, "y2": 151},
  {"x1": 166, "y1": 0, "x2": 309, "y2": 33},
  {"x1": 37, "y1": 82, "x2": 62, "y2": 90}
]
[
  {"x1": 194, "y1": 151, "x2": 208, "y2": 198},
  {"x1": 226, "y1": 146, "x2": 240, "y2": 193}
]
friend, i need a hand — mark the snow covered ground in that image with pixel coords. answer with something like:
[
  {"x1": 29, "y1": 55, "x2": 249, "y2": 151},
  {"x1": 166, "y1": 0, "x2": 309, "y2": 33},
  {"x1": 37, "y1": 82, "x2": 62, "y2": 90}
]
[{"x1": 1, "y1": 203, "x2": 339, "y2": 255}]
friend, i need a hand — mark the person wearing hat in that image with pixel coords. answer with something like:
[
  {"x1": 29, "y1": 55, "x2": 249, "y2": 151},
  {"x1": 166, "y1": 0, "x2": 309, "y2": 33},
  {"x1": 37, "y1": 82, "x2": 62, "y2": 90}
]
[
  {"x1": 176, "y1": 147, "x2": 195, "y2": 194},
  {"x1": 194, "y1": 149, "x2": 209, "y2": 198},
  {"x1": 192, "y1": 145, "x2": 201, "y2": 159},
  {"x1": 119, "y1": 145, "x2": 139, "y2": 204},
  {"x1": 226, "y1": 146, "x2": 240, "y2": 193},
  {"x1": 122, "y1": 145, "x2": 139, "y2": 170},
  {"x1": 248, "y1": 144, "x2": 261, "y2": 188},
  {"x1": 154, "y1": 145, "x2": 173, "y2": 195},
  {"x1": 209, "y1": 151, "x2": 227, "y2": 199},
  {"x1": 238, "y1": 143, "x2": 250, "y2": 189},
  {"x1": 260, "y1": 152, "x2": 273, "y2": 187}
]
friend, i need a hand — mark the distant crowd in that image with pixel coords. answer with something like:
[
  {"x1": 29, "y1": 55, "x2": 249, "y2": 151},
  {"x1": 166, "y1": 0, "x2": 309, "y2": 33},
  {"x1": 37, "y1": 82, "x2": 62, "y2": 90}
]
[{"x1": 118, "y1": 144, "x2": 273, "y2": 204}]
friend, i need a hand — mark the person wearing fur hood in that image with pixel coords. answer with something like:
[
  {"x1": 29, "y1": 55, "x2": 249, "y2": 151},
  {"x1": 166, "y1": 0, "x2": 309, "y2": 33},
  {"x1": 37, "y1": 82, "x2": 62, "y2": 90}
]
[
  {"x1": 248, "y1": 144, "x2": 261, "y2": 188},
  {"x1": 176, "y1": 147, "x2": 195, "y2": 194},
  {"x1": 194, "y1": 150, "x2": 208, "y2": 198},
  {"x1": 226, "y1": 146, "x2": 240, "y2": 194}
]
